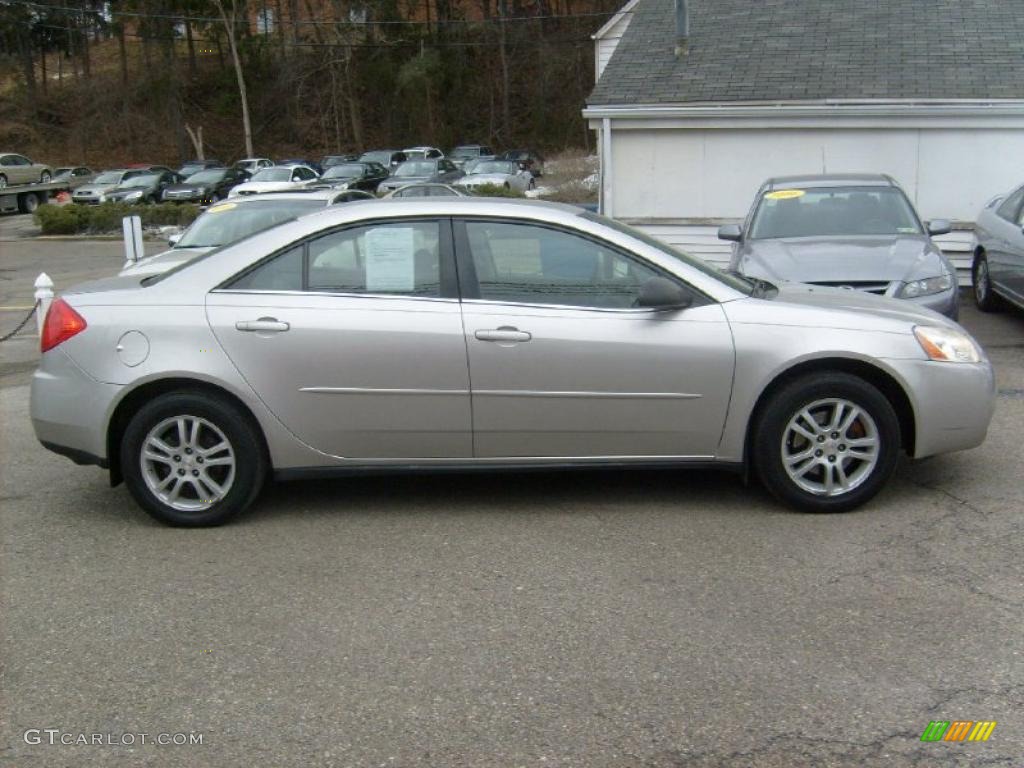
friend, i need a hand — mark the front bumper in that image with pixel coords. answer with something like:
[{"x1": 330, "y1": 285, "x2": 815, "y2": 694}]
[
  {"x1": 901, "y1": 286, "x2": 960, "y2": 319},
  {"x1": 885, "y1": 357, "x2": 995, "y2": 458},
  {"x1": 31, "y1": 349, "x2": 122, "y2": 465}
]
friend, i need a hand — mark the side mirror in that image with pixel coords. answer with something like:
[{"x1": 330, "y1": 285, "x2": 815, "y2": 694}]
[
  {"x1": 717, "y1": 224, "x2": 743, "y2": 242},
  {"x1": 927, "y1": 219, "x2": 952, "y2": 236},
  {"x1": 637, "y1": 277, "x2": 693, "y2": 310},
  {"x1": 168, "y1": 233, "x2": 181, "y2": 247}
]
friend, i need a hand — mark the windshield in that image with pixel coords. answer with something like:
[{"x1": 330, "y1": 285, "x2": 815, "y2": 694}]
[
  {"x1": 186, "y1": 170, "x2": 226, "y2": 184},
  {"x1": 251, "y1": 168, "x2": 292, "y2": 182},
  {"x1": 395, "y1": 161, "x2": 435, "y2": 177},
  {"x1": 54, "y1": 168, "x2": 73, "y2": 178},
  {"x1": 749, "y1": 186, "x2": 923, "y2": 239},
  {"x1": 94, "y1": 171, "x2": 124, "y2": 184},
  {"x1": 359, "y1": 151, "x2": 393, "y2": 165},
  {"x1": 452, "y1": 146, "x2": 478, "y2": 158},
  {"x1": 120, "y1": 174, "x2": 159, "y2": 188},
  {"x1": 470, "y1": 161, "x2": 515, "y2": 175},
  {"x1": 582, "y1": 212, "x2": 754, "y2": 296},
  {"x1": 324, "y1": 164, "x2": 365, "y2": 179},
  {"x1": 175, "y1": 199, "x2": 324, "y2": 249}
]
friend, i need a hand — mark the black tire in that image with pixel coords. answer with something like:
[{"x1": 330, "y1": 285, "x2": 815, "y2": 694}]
[
  {"x1": 18, "y1": 192, "x2": 39, "y2": 214},
  {"x1": 0, "y1": 174, "x2": 7, "y2": 189},
  {"x1": 972, "y1": 252, "x2": 1001, "y2": 312},
  {"x1": 121, "y1": 390, "x2": 267, "y2": 526},
  {"x1": 40, "y1": 170, "x2": 51, "y2": 183},
  {"x1": 753, "y1": 373, "x2": 901, "y2": 513}
]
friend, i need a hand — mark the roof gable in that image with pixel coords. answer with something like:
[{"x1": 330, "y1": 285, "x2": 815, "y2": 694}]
[{"x1": 589, "y1": 0, "x2": 1024, "y2": 106}]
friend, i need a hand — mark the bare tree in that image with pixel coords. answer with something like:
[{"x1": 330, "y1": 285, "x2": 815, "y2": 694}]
[{"x1": 212, "y1": 0, "x2": 254, "y2": 157}]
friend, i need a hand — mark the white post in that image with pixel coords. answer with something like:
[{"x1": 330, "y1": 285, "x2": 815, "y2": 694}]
[
  {"x1": 122, "y1": 215, "x2": 144, "y2": 266},
  {"x1": 601, "y1": 117, "x2": 614, "y2": 218},
  {"x1": 34, "y1": 272, "x2": 54, "y2": 336}
]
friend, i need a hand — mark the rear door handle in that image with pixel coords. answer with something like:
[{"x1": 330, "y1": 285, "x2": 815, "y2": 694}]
[
  {"x1": 235, "y1": 317, "x2": 290, "y2": 333},
  {"x1": 475, "y1": 327, "x2": 531, "y2": 343}
]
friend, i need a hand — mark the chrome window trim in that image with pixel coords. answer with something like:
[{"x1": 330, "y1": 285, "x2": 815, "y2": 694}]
[
  {"x1": 459, "y1": 297, "x2": 695, "y2": 315},
  {"x1": 209, "y1": 288, "x2": 459, "y2": 305}
]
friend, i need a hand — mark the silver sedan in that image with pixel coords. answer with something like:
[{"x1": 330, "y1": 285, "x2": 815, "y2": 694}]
[{"x1": 31, "y1": 199, "x2": 995, "y2": 526}]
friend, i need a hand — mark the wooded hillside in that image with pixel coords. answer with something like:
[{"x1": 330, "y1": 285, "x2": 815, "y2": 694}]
[{"x1": 0, "y1": 0, "x2": 618, "y2": 166}]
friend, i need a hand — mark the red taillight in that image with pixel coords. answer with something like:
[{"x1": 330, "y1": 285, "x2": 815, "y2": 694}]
[{"x1": 40, "y1": 298, "x2": 87, "y2": 353}]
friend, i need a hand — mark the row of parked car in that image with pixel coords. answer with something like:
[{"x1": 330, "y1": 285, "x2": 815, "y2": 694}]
[
  {"x1": 1, "y1": 145, "x2": 545, "y2": 207},
  {"x1": 717, "y1": 173, "x2": 1024, "y2": 320}
]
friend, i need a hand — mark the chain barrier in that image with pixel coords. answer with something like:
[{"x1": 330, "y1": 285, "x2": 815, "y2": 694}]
[{"x1": 0, "y1": 301, "x2": 40, "y2": 343}]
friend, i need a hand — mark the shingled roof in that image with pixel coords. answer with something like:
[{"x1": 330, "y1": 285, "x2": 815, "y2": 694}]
[{"x1": 588, "y1": 0, "x2": 1024, "y2": 106}]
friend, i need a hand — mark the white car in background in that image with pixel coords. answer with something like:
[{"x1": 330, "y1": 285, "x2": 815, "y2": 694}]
[
  {"x1": 403, "y1": 146, "x2": 445, "y2": 160},
  {"x1": 457, "y1": 159, "x2": 536, "y2": 192},
  {"x1": 232, "y1": 157, "x2": 274, "y2": 175},
  {"x1": 228, "y1": 164, "x2": 319, "y2": 197}
]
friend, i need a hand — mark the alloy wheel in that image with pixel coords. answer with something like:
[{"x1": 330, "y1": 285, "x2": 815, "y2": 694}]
[
  {"x1": 781, "y1": 398, "x2": 880, "y2": 497},
  {"x1": 140, "y1": 415, "x2": 236, "y2": 512}
]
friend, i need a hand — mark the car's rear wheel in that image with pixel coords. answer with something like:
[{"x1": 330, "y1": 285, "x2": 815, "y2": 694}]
[
  {"x1": 40, "y1": 170, "x2": 51, "y2": 183},
  {"x1": 0, "y1": 174, "x2": 7, "y2": 189},
  {"x1": 972, "y1": 253, "x2": 1000, "y2": 312},
  {"x1": 121, "y1": 391, "x2": 266, "y2": 526},
  {"x1": 754, "y1": 373, "x2": 900, "y2": 513}
]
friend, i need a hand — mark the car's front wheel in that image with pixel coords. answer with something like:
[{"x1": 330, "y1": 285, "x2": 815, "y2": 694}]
[
  {"x1": 972, "y1": 253, "x2": 1000, "y2": 312},
  {"x1": 121, "y1": 391, "x2": 266, "y2": 526},
  {"x1": 754, "y1": 373, "x2": 901, "y2": 513}
]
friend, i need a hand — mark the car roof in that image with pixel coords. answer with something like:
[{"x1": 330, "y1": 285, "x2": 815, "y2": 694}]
[
  {"x1": 764, "y1": 174, "x2": 896, "y2": 190},
  {"x1": 302, "y1": 196, "x2": 581, "y2": 221}
]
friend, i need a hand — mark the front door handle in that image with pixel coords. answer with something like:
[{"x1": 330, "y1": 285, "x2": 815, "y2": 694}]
[
  {"x1": 235, "y1": 317, "x2": 290, "y2": 333},
  {"x1": 475, "y1": 327, "x2": 531, "y2": 343}
]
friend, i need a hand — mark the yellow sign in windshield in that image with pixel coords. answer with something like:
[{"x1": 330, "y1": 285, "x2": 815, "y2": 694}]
[
  {"x1": 765, "y1": 189, "x2": 806, "y2": 200},
  {"x1": 207, "y1": 202, "x2": 237, "y2": 213}
]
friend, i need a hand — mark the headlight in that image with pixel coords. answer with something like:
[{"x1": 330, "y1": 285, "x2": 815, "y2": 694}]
[
  {"x1": 124, "y1": 190, "x2": 143, "y2": 200},
  {"x1": 899, "y1": 274, "x2": 953, "y2": 298},
  {"x1": 914, "y1": 325, "x2": 981, "y2": 363}
]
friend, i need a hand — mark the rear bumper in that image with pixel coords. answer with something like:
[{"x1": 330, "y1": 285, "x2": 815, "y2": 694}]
[{"x1": 30, "y1": 349, "x2": 121, "y2": 464}]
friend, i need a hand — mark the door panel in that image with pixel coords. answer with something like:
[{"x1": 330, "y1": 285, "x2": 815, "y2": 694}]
[
  {"x1": 462, "y1": 302, "x2": 735, "y2": 457},
  {"x1": 206, "y1": 217, "x2": 471, "y2": 460},
  {"x1": 208, "y1": 294, "x2": 471, "y2": 459}
]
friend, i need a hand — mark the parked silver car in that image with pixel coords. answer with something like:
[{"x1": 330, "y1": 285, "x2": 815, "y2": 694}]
[
  {"x1": 457, "y1": 159, "x2": 535, "y2": 193},
  {"x1": 31, "y1": 199, "x2": 993, "y2": 526},
  {"x1": 0, "y1": 152, "x2": 52, "y2": 187},
  {"x1": 972, "y1": 182, "x2": 1024, "y2": 314},
  {"x1": 720, "y1": 175, "x2": 959, "y2": 318}
]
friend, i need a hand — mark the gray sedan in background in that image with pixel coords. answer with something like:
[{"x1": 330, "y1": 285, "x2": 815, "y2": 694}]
[
  {"x1": 377, "y1": 158, "x2": 464, "y2": 194},
  {"x1": 31, "y1": 199, "x2": 993, "y2": 526},
  {"x1": 720, "y1": 174, "x2": 959, "y2": 318},
  {"x1": 973, "y1": 181, "x2": 1024, "y2": 314}
]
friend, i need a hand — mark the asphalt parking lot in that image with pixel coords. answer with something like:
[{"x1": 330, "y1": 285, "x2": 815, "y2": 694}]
[{"x1": 2, "y1": 214, "x2": 1023, "y2": 766}]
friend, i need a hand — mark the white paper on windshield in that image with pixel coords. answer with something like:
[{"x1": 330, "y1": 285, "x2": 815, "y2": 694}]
[{"x1": 365, "y1": 227, "x2": 415, "y2": 292}]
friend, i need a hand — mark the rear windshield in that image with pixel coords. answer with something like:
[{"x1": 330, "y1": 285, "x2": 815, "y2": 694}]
[
  {"x1": 175, "y1": 199, "x2": 323, "y2": 249},
  {"x1": 144, "y1": 201, "x2": 324, "y2": 285}
]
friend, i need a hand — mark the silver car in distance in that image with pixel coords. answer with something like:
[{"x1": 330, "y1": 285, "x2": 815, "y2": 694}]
[{"x1": 31, "y1": 199, "x2": 995, "y2": 526}]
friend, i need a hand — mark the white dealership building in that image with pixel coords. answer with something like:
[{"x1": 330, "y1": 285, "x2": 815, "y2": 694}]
[{"x1": 585, "y1": 0, "x2": 1024, "y2": 277}]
